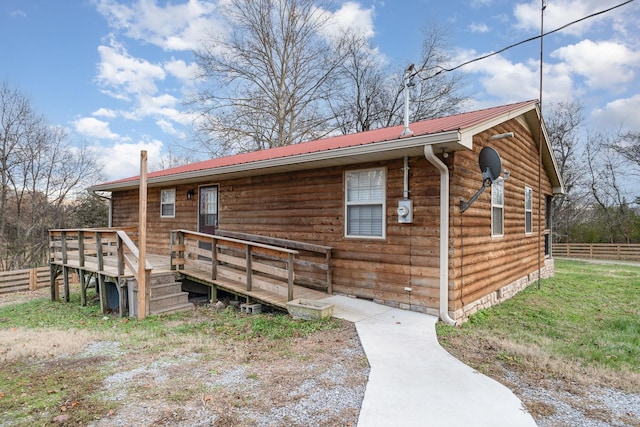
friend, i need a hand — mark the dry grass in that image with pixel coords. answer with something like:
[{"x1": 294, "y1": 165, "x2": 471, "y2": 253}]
[
  {"x1": 0, "y1": 328, "x2": 95, "y2": 363},
  {"x1": 0, "y1": 292, "x2": 369, "y2": 427}
]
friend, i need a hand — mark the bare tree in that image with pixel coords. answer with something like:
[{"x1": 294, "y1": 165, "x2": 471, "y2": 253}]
[
  {"x1": 333, "y1": 23, "x2": 466, "y2": 135},
  {"x1": 330, "y1": 32, "x2": 387, "y2": 133},
  {"x1": 193, "y1": 0, "x2": 344, "y2": 155},
  {"x1": 613, "y1": 131, "x2": 640, "y2": 166},
  {"x1": 543, "y1": 101, "x2": 590, "y2": 242},
  {"x1": 0, "y1": 81, "x2": 37, "y2": 268},
  {"x1": 585, "y1": 132, "x2": 635, "y2": 243},
  {"x1": 0, "y1": 81, "x2": 104, "y2": 269},
  {"x1": 409, "y1": 24, "x2": 467, "y2": 122}
]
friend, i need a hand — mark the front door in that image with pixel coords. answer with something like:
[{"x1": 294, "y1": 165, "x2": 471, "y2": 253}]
[{"x1": 199, "y1": 185, "x2": 218, "y2": 235}]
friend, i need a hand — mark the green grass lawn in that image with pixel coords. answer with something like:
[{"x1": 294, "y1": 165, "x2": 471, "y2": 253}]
[{"x1": 437, "y1": 259, "x2": 640, "y2": 386}]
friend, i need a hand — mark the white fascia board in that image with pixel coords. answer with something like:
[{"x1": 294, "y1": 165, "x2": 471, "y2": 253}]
[
  {"x1": 91, "y1": 130, "x2": 461, "y2": 192},
  {"x1": 459, "y1": 102, "x2": 538, "y2": 149}
]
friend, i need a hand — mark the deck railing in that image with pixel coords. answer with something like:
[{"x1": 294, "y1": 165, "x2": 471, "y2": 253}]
[
  {"x1": 553, "y1": 243, "x2": 640, "y2": 262},
  {"x1": 49, "y1": 227, "x2": 149, "y2": 310},
  {"x1": 170, "y1": 229, "x2": 299, "y2": 301},
  {"x1": 215, "y1": 230, "x2": 333, "y2": 293}
]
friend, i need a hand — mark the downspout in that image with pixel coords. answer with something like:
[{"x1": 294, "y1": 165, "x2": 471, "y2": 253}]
[{"x1": 424, "y1": 145, "x2": 456, "y2": 325}]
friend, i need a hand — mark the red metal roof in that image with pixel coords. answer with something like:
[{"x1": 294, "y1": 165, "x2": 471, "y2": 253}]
[{"x1": 100, "y1": 100, "x2": 536, "y2": 186}]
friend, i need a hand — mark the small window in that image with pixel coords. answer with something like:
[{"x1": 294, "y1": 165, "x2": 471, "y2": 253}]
[
  {"x1": 160, "y1": 189, "x2": 175, "y2": 218},
  {"x1": 345, "y1": 168, "x2": 386, "y2": 238},
  {"x1": 525, "y1": 186, "x2": 533, "y2": 234},
  {"x1": 491, "y1": 179, "x2": 504, "y2": 237}
]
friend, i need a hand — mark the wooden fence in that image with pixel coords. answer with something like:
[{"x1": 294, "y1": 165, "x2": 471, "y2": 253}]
[
  {"x1": 0, "y1": 267, "x2": 50, "y2": 295},
  {"x1": 553, "y1": 243, "x2": 640, "y2": 262}
]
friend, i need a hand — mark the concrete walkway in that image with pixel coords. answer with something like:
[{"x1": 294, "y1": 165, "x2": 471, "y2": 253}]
[{"x1": 321, "y1": 295, "x2": 537, "y2": 427}]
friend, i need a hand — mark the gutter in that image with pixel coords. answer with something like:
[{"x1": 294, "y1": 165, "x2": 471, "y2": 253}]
[
  {"x1": 89, "y1": 130, "x2": 462, "y2": 192},
  {"x1": 424, "y1": 145, "x2": 456, "y2": 326}
]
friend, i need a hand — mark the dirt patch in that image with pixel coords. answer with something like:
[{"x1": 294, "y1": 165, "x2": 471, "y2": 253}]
[
  {"x1": 89, "y1": 325, "x2": 368, "y2": 427},
  {"x1": 0, "y1": 287, "x2": 50, "y2": 308},
  {"x1": 0, "y1": 302, "x2": 369, "y2": 427},
  {"x1": 0, "y1": 328, "x2": 95, "y2": 363}
]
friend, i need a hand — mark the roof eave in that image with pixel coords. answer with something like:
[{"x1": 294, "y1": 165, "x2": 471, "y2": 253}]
[{"x1": 88, "y1": 130, "x2": 463, "y2": 192}]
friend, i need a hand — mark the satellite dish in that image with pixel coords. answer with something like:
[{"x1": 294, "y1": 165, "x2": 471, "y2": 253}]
[
  {"x1": 460, "y1": 147, "x2": 504, "y2": 213},
  {"x1": 479, "y1": 147, "x2": 502, "y2": 183}
]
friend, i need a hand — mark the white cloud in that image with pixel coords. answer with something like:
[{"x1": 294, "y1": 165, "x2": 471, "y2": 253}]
[
  {"x1": 93, "y1": 108, "x2": 118, "y2": 118},
  {"x1": 469, "y1": 22, "x2": 490, "y2": 33},
  {"x1": 457, "y1": 49, "x2": 574, "y2": 105},
  {"x1": 96, "y1": 38, "x2": 166, "y2": 97},
  {"x1": 322, "y1": 2, "x2": 375, "y2": 40},
  {"x1": 164, "y1": 59, "x2": 201, "y2": 83},
  {"x1": 92, "y1": 139, "x2": 165, "y2": 181},
  {"x1": 513, "y1": 0, "x2": 636, "y2": 37},
  {"x1": 10, "y1": 9, "x2": 26, "y2": 18},
  {"x1": 156, "y1": 119, "x2": 186, "y2": 138},
  {"x1": 94, "y1": 0, "x2": 221, "y2": 51},
  {"x1": 73, "y1": 117, "x2": 119, "y2": 140},
  {"x1": 551, "y1": 39, "x2": 639, "y2": 91},
  {"x1": 591, "y1": 94, "x2": 640, "y2": 131},
  {"x1": 469, "y1": 0, "x2": 494, "y2": 7}
]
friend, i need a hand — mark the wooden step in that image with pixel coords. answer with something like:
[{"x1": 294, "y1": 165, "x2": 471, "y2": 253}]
[
  {"x1": 149, "y1": 272, "x2": 179, "y2": 286},
  {"x1": 150, "y1": 292, "x2": 190, "y2": 312},
  {"x1": 149, "y1": 281, "x2": 184, "y2": 298},
  {"x1": 150, "y1": 302, "x2": 194, "y2": 315}
]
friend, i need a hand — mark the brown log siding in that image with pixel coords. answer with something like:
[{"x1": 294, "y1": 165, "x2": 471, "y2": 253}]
[
  {"x1": 112, "y1": 157, "x2": 442, "y2": 312},
  {"x1": 449, "y1": 118, "x2": 552, "y2": 312},
  {"x1": 110, "y1": 118, "x2": 553, "y2": 316}
]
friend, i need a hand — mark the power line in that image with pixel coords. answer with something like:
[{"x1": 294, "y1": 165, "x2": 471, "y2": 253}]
[{"x1": 420, "y1": 0, "x2": 635, "y2": 78}]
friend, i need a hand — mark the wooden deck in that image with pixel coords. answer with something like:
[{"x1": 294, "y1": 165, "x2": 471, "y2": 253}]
[
  {"x1": 146, "y1": 254, "x2": 328, "y2": 309},
  {"x1": 180, "y1": 264, "x2": 329, "y2": 308},
  {"x1": 49, "y1": 229, "x2": 332, "y2": 315}
]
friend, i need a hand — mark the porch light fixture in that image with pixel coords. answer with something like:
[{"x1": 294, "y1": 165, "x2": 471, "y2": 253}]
[{"x1": 186, "y1": 189, "x2": 195, "y2": 200}]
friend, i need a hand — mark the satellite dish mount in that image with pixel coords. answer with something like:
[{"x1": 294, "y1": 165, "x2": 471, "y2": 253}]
[{"x1": 460, "y1": 147, "x2": 503, "y2": 213}]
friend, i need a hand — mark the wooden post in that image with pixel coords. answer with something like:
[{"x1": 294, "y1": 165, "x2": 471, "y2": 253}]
[
  {"x1": 326, "y1": 250, "x2": 332, "y2": 295},
  {"x1": 211, "y1": 237, "x2": 217, "y2": 280},
  {"x1": 78, "y1": 231, "x2": 85, "y2": 268},
  {"x1": 77, "y1": 231, "x2": 86, "y2": 306},
  {"x1": 245, "y1": 245, "x2": 252, "y2": 291},
  {"x1": 28, "y1": 268, "x2": 37, "y2": 291},
  {"x1": 96, "y1": 233, "x2": 107, "y2": 313},
  {"x1": 287, "y1": 253, "x2": 294, "y2": 301},
  {"x1": 79, "y1": 270, "x2": 87, "y2": 307},
  {"x1": 60, "y1": 231, "x2": 70, "y2": 301},
  {"x1": 138, "y1": 150, "x2": 148, "y2": 320},
  {"x1": 170, "y1": 232, "x2": 176, "y2": 271}
]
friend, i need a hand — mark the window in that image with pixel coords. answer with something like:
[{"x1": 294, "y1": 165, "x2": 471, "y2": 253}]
[
  {"x1": 491, "y1": 179, "x2": 504, "y2": 237},
  {"x1": 525, "y1": 186, "x2": 533, "y2": 234},
  {"x1": 345, "y1": 168, "x2": 386, "y2": 238},
  {"x1": 160, "y1": 189, "x2": 175, "y2": 218}
]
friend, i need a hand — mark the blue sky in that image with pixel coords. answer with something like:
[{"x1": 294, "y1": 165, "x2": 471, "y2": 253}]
[{"x1": 2, "y1": 0, "x2": 639, "y2": 182}]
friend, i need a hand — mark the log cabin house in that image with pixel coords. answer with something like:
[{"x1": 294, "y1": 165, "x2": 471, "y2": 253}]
[{"x1": 67, "y1": 100, "x2": 563, "y2": 324}]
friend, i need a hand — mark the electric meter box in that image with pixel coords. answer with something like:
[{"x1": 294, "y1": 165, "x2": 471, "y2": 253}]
[{"x1": 397, "y1": 199, "x2": 413, "y2": 223}]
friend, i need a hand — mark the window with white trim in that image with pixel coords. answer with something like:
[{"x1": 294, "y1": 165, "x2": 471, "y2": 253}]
[
  {"x1": 491, "y1": 179, "x2": 504, "y2": 237},
  {"x1": 345, "y1": 168, "x2": 386, "y2": 238},
  {"x1": 160, "y1": 188, "x2": 176, "y2": 218},
  {"x1": 525, "y1": 186, "x2": 533, "y2": 234}
]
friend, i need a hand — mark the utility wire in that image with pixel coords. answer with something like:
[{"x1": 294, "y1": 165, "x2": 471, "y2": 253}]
[{"x1": 416, "y1": 0, "x2": 635, "y2": 79}]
